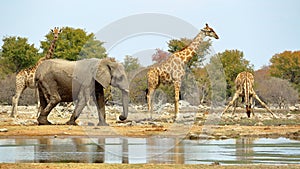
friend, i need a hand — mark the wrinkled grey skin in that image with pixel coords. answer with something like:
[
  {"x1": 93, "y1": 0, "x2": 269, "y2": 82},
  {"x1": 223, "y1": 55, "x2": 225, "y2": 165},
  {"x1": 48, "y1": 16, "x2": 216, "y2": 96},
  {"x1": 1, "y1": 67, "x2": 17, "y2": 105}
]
[{"x1": 35, "y1": 58, "x2": 129, "y2": 125}]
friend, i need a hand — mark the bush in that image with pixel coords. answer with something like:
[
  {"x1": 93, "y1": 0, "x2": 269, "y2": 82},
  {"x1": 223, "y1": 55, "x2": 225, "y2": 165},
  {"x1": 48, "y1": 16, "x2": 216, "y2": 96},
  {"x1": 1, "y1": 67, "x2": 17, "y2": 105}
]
[{"x1": 0, "y1": 74, "x2": 37, "y2": 105}]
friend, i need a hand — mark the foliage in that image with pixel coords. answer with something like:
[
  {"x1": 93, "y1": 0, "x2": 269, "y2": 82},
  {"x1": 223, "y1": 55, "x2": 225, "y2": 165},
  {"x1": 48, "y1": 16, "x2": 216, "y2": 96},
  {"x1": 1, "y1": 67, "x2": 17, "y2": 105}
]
[
  {"x1": 205, "y1": 55, "x2": 227, "y2": 105},
  {"x1": 255, "y1": 68, "x2": 298, "y2": 108},
  {"x1": 0, "y1": 74, "x2": 36, "y2": 105},
  {"x1": 121, "y1": 55, "x2": 146, "y2": 104},
  {"x1": 167, "y1": 38, "x2": 211, "y2": 68},
  {"x1": 151, "y1": 48, "x2": 170, "y2": 63},
  {"x1": 40, "y1": 27, "x2": 106, "y2": 61},
  {"x1": 0, "y1": 36, "x2": 39, "y2": 74},
  {"x1": 129, "y1": 68, "x2": 148, "y2": 104},
  {"x1": 269, "y1": 50, "x2": 300, "y2": 94},
  {"x1": 193, "y1": 68, "x2": 210, "y2": 103},
  {"x1": 123, "y1": 55, "x2": 141, "y2": 74},
  {"x1": 213, "y1": 49, "x2": 253, "y2": 97}
]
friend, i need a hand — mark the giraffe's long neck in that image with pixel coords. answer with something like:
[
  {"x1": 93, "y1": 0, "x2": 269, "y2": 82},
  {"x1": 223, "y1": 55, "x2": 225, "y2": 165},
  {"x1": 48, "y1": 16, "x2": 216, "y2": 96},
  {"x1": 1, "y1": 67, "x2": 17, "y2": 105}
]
[
  {"x1": 27, "y1": 37, "x2": 58, "y2": 73},
  {"x1": 188, "y1": 31, "x2": 205, "y2": 52},
  {"x1": 27, "y1": 57, "x2": 47, "y2": 73},
  {"x1": 176, "y1": 31, "x2": 205, "y2": 64},
  {"x1": 45, "y1": 38, "x2": 58, "y2": 59}
]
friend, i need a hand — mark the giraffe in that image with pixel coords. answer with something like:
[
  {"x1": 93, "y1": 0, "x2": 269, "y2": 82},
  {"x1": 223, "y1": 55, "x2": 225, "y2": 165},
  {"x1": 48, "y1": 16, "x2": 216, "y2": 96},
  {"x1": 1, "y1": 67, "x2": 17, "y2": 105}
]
[
  {"x1": 11, "y1": 27, "x2": 62, "y2": 117},
  {"x1": 221, "y1": 71, "x2": 275, "y2": 118},
  {"x1": 147, "y1": 23, "x2": 219, "y2": 119}
]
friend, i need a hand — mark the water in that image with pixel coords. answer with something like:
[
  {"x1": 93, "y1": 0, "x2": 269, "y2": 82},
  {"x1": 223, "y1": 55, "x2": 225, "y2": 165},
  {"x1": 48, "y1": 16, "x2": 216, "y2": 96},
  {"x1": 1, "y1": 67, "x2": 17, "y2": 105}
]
[{"x1": 0, "y1": 137, "x2": 299, "y2": 164}]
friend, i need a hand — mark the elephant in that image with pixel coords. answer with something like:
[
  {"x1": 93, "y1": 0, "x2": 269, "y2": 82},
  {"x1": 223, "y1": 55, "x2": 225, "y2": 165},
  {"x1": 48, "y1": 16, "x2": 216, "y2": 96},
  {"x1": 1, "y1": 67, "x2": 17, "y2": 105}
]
[{"x1": 34, "y1": 57, "x2": 129, "y2": 125}]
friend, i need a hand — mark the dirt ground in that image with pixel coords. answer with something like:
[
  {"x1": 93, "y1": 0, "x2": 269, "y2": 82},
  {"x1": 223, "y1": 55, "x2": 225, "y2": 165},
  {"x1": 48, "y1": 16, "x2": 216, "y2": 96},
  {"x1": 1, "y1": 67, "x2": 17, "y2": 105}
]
[
  {"x1": 0, "y1": 163, "x2": 300, "y2": 169},
  {"x1": 0, "y1": 105, "x2": 299, "y2": 139},
  {"x1": 0, "y1": 105, "x2": 299, "y2": 168}
]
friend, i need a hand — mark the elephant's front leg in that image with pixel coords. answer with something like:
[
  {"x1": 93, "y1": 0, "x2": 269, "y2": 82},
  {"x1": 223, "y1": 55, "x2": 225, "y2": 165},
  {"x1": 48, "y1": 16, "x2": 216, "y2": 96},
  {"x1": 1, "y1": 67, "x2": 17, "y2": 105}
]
[
  {"x1": 66, "y1": 90, "x2": 87, "y2": 125},
  {"x1": 96, "y1": 86, "x2": 108, "y2": 126}
]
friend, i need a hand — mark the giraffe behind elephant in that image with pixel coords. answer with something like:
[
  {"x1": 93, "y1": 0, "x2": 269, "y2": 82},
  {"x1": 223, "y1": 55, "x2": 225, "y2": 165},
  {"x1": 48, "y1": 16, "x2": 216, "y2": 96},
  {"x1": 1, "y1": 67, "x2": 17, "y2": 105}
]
[{"x1": 11, "y1": 27, "x2": 62, "y2": 118}]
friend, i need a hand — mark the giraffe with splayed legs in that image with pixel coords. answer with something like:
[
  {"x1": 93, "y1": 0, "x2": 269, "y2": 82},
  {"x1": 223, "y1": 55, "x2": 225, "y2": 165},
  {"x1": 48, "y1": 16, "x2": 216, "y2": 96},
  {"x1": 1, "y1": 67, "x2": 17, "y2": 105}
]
[
  {"x1": 147, "y1": 24, "x2": 219, "y2": 119},
  {"x1": 11, "y1": 27, "x2": 62, "y2": 117},
  {"x1": 221, "y1": 71, "x2": 275, "y2": 117}
]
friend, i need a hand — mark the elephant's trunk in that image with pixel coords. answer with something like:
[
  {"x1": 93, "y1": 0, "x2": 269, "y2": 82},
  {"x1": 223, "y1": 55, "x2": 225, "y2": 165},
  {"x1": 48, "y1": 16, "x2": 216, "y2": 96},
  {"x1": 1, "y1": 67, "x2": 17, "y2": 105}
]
[{"x1": 119, "y1": 89, "x2": 129, "y2": 121}]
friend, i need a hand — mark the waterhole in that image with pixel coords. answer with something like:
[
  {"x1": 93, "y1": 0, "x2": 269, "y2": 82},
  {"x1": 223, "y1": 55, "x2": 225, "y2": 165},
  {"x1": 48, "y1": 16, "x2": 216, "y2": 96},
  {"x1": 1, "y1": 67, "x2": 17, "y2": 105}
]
[{"x1": 0, "y1": 137, "x2": 299, "y2": 164}]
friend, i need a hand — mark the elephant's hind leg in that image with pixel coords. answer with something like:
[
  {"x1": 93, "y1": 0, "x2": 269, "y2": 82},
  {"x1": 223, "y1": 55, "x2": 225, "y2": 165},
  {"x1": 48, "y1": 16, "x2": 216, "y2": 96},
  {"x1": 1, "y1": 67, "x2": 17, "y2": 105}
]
[
  {"x1": 37, "y1": 88, "x2": 51, "y2": 125},
  {"x1": 37, "y1": 82, "x2": 61, "y2": 125}
]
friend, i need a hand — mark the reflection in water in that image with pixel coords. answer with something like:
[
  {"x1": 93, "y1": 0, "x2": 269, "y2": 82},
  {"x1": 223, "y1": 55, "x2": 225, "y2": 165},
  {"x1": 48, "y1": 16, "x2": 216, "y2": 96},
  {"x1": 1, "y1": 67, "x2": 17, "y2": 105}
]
[
  {"x1": 0, "y1": 137, "x2": 299, "y2": 164},
  {"x1": 235, "y1": 137, "x2": 255, "y2": 163},
  {"x1": 147, "y1": 137, "x2": 184, "y2": 164}
]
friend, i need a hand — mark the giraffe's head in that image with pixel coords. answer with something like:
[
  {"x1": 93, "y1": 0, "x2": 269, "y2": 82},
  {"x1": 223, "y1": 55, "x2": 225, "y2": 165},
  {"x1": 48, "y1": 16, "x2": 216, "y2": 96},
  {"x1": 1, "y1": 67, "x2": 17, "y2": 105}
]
[
  {"x1": 201, "y1": 23, "x2": 219, "y2": 39},
  {"x1": 51, "y1": 27, "x2": 62, "y2": 39}
]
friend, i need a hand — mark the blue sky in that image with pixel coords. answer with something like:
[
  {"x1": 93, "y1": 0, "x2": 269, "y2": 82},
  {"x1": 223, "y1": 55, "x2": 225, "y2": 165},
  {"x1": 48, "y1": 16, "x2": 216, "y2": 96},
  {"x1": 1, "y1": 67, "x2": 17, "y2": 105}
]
[{"x1": 1, "y1": 0, "x2": 299, "y2": 69}]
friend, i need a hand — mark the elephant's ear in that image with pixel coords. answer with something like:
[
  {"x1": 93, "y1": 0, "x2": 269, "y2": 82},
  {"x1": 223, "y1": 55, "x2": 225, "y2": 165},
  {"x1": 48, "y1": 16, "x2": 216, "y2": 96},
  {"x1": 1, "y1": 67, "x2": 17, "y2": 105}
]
[{"x1": 95, "y1": 60, "x2": 111, "y2": 88}]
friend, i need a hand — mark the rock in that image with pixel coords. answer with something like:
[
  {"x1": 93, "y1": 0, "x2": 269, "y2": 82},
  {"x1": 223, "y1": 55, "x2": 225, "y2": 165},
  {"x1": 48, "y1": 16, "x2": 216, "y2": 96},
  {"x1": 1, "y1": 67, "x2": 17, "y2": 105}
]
[
  {"x1": 140, "y1": 121, "x2": 149, "y2": 125},
  {"x1": 183, "y1": 114, "x2": 194, "y2": 119},
  {"x1": 179, "y1": 100, "x2": 190, "y2": 107},
  {"x1": 149, "y1": 121, "x2": 162, "y2": 127},
  {"x1": 220, "y1": 135, "x2": 228, "y2": 139},
  {"x1": 198, "y1": 134, "x2": 215, "y2": 140},
  {"x1": 130, "y1": 121, "x2": 137, "y2": 126},
  {"x1": 289, "y1": 106, "x2": 297, "y2": 111},
  {"x1": 210, "y1": 161, "x2": 220, "y2": 166},
  {"x1": 88, "y1": 122, "x2": 95, "y2": 126},
  {"x1": 188, "y1": 133, "x2": 199, "y2": 140},
  {"x1": 0, "y1": 128, "x2": 8, "y2": 132},
  {"x1": 213, "y1": 133, "x2": 222, "y2": 137},
  {"x1": 255, "y1": 122, "x2": 264, "y2": 126}
]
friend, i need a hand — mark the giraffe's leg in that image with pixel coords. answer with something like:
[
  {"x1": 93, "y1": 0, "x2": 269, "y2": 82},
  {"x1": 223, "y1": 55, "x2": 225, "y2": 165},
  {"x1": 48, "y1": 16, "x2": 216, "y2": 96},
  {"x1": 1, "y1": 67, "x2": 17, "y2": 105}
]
[
  {"x1": 232, "y1": 99, "x2": 238, "y2": 116},
  {"x1": 147, "y1": 88, "x2": 155, "y2": 119},
  {"x1": 252, "y1": 92, "x2": 275, "y2": 117},
  {"x1": 221, "y1": 91, "x2": 240, "y2": 116},
  {"x1": 174, "y1": 81, "x2": 181, "y2": 119},
  {"x1": 35, "y1": 88, "x2": 42, "y2": 117},
  {"x1": 250, "y1": 96, "x2": 255, "y2": 117},
  {"x1": 11, "y1": 82, "x2": 26, "y2": 118}
]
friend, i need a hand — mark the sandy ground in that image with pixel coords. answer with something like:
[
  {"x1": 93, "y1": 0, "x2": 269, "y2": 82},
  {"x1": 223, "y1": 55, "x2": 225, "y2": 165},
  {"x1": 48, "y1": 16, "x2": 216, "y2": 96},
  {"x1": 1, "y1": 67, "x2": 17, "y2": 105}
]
[
  {"x1": 0, "y1": 163, "x2": 300, "y2": 169},
  {"x1": 0, "y1": 105, "x2": 299, "y2": 139},
  {"x1": 0, "y1": 105, "x2": 299, "y2": 168}
]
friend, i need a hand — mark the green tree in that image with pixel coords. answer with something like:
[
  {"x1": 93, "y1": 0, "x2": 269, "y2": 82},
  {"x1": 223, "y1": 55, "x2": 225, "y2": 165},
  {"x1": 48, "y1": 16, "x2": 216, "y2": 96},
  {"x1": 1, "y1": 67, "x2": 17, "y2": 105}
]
[
  {"x1": 40, "y1": 27, "x2": 106, "y2": 61},
  {"x1": 123, "y1": 55, "x2": 141, "y2": 73},
  {"x1": 212, "y1": 49, "x2": 253, "y2": 97},
  {"x1": 0, "y1": 36, "x2": 39, "y2": 73},
  {"x1": 269, "y1": 50, "x2": 300, "y2": 94}
]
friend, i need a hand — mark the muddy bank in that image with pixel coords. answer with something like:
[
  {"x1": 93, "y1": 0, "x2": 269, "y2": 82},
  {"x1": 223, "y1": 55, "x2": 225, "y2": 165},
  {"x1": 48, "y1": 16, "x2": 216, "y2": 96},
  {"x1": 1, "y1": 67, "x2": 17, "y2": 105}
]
[
  {"x1": 1, "y1": 163, "x2": 299, "y2": 169},
  {"x1": 0, "y1": 105, "x2": 299, "y2": 140}
]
